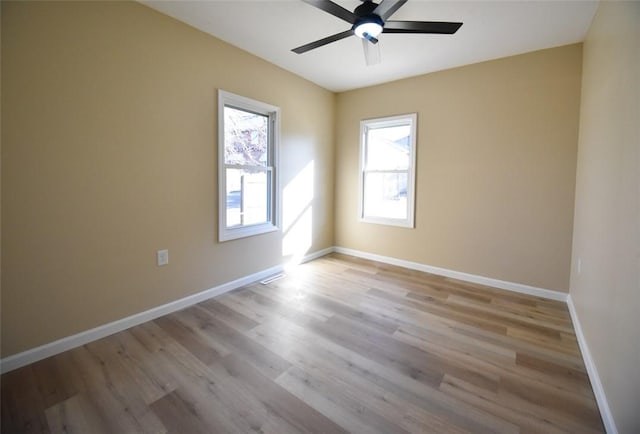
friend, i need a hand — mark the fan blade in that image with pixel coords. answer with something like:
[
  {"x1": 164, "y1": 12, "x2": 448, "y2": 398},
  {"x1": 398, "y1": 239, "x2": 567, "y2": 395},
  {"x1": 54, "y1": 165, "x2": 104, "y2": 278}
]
[
  {"x1": 362, "y1": 39, "x2": 381, "y2": 66},
  {"x1": 292, "y1": 30, "x2": 354, "y2": 54},
  {"x1": 302, "y1": 0, "x2": 357, "y2": 24},
  {"x1": 383, "y1": 20, "x2": 463, "y2": 34},
  {"x1": 373, "y1": 0, "x2": 408, "y2": 21}
]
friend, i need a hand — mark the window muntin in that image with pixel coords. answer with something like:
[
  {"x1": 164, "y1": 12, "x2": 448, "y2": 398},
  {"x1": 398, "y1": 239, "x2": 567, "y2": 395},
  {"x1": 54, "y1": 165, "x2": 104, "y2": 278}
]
[
  {"x1": 359, "y1": 114, "x2": 417, "y2": 228},
  {"x1": 218, "y1": 90, "x2": 279, "y2": 241}
]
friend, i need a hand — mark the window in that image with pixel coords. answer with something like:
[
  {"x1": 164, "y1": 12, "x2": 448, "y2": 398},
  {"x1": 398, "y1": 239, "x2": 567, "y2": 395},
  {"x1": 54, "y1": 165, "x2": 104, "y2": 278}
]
[
  {"x1": 359, "y1": 113, "x2": 417, "y2": 228},
  {"x1": 218, "y1": 90, "x2": 279, "y2": 241}
]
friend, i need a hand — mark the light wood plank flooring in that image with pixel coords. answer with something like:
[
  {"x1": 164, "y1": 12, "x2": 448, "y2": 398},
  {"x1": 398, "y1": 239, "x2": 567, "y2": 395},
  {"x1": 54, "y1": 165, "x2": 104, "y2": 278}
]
[{"x1": 1, "y1": 253, "x2": 604, "y2": 433}]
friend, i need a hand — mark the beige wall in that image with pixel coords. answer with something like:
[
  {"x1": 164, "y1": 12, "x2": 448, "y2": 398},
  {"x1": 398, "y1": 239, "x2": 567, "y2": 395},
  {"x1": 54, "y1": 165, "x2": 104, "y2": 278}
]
[
  {"x1": 1, "y1": 1, "x2": 335, "y2": 357},
  {"x1": 570, "y1": 2, "x2": 640, "y2": 433},
  {"x1": 3, "y1": 3, "x2": 637, "y2": 429},
  {"x1": 335, "y1": 44, "x2": 582, "y2": 292}
]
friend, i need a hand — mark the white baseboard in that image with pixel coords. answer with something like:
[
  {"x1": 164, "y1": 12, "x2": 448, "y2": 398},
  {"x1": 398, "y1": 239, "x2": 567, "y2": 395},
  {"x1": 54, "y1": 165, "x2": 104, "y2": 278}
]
[
  {"x1": 2, "y1": 248, "x2": 338, "y2": 374},
  {"x1": 0, "y1": 246, "x2": 340, "y2": 374},
  {"x1": 567, "y1": 295, "x2": 618, "y2": 434},
  {"x1": 0, "y1": 245, "x2": 616, "y2": 432},
  {"x1": 298, "y1": 246, "x2": 334, "y2": 264},
  {"x1": 331, "y1": 246, "x2": 614, "y2": 432},
  {"x1": 333, "y1": 246, "x2": 568, "y2": 302}
]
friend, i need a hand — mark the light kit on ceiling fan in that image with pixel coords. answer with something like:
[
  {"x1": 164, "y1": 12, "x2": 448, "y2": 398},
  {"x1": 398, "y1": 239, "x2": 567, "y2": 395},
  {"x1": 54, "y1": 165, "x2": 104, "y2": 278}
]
[
  {"x1": 292, "y1": 0, "x2": 463, "y2": 66},
  {"x1": 354, "y1": 17, "x2": 384, "y2": 41}
]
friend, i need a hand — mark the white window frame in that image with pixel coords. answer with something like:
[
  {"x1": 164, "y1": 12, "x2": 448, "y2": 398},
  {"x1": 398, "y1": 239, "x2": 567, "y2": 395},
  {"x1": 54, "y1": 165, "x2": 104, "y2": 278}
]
[
  {"x1": 218, "y1": 90, "x2": 280, "y2": 242},
  {"x1": 359, "y1": 113, "x2": 417, "y2": 228}
]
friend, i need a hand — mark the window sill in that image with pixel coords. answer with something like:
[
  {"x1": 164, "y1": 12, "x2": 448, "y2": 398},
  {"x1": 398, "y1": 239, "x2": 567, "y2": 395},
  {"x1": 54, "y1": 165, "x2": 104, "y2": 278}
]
[
  {"x1": 219, "y1": 222, "x2": 279, "y2": 242},
  {"x1": 360, "y1": 216, "x2": 414, "y2": 228}
]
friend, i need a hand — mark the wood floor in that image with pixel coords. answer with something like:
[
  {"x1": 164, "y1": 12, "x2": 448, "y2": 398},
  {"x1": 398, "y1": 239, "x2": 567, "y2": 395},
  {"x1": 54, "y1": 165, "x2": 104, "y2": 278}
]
[{"x1": 1, "y1": 253, "x2": 604, "y2": 433}]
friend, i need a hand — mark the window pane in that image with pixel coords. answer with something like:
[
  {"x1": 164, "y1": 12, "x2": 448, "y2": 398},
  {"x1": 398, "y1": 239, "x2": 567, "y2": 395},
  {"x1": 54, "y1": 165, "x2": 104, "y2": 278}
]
[
  {"x1": 366, "y1": 124, "x2": 411, "y2": 170},
  {"x1": 224, "y1": 106, "x2": 269, "y2": 166},
  {"x1": 226, "y1": 168, "x2": 270, "y2": 228},
  {"x1": 363, "y1": 172, "x2": 408, "y2": 220}
]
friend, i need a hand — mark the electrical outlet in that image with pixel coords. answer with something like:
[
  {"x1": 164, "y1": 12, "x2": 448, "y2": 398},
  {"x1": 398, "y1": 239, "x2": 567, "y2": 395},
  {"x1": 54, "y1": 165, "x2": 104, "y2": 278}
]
[
  {"x1": 157, "y1": 249, "x2": 169, "y2": 266},
  {"x1": 577, "y1": 258, "x2": 582, "y2": 274}
]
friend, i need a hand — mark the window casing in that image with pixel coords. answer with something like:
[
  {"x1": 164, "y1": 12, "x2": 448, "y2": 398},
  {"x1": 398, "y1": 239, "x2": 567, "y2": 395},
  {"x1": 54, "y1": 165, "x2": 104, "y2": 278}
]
[
  {"x1": 359, "y1": 113, "x2": 417, "y2": 228},
  {"x1": 218, "y1": 90, "x2": 279, "y2": 242}
]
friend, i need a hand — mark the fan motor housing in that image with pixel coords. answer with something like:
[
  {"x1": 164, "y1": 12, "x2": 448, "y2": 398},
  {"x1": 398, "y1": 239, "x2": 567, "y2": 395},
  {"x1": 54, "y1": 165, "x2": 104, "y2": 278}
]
[
  {"x1": 353, "y1": 0, "x2": 384, "y2": 38},
  {"x1": 355, "y1": 0, "x2": 380, "y2": 18},
  {"x1": 353, "y1": 14, "x2": 384, "y2": 29}
]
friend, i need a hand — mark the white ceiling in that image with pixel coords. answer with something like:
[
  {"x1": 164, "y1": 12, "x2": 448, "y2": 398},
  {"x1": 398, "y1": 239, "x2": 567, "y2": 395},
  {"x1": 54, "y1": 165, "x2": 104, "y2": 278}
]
[{"x1": 142, "y1": 0, "x2": 598, "y2": 92}]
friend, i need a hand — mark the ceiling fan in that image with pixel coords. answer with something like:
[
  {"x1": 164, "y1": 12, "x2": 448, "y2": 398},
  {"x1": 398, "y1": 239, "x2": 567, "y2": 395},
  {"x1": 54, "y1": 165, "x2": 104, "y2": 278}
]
[{"x1": 292, "y1": 0, "x2": 463, "y2": 65}]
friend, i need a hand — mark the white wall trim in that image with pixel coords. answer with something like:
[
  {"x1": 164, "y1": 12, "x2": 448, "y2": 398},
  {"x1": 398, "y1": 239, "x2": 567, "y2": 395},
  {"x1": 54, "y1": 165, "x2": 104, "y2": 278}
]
[
  {"x1": 299, "y1": 246, "x2": 334, "y2": 263},
  {"x1": 6, "y1": 248, "x2": 332, "y2": 375},
  {"x1": 0, "y1": 246, "x2": 338, "y2": 374},
  {"x1": 566, "y1": 295, "x2": 618, "y2": 434},
  {"x1": 1, "y1": 245, "x2": 615, "y2": 433},
  {"x1": 333, "y1": 246, "x2": 568, "y2": 302},
  {"x1": 332, "y1": 246, "x2": 615, "y2": 431}
]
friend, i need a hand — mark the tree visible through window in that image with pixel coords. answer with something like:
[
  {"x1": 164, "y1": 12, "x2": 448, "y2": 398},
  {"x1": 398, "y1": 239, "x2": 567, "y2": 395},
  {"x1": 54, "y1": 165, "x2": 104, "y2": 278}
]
[
  {"x1": 359, "y1": 113, "x2": 417, "y2": 228},
  {"x1": 218, "y1": 91, "x2": 279, "y2": 241}
]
